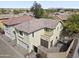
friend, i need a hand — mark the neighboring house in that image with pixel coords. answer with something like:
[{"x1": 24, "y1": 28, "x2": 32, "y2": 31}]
[
  {"x1": 54, "y1": 12, "x2": 72, "y2": 22},
  {"x1": 0, "y1": 14, "x2": 20, "y2": 30},
  {"x1": 14, "y1": 18, "x2": 63, "y2": 54},
  {"x1": 2, "y1": 16, "x2": 32, "y2": 40}
]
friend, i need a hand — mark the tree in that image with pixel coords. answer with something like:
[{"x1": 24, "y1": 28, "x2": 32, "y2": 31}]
[
  {"x1": 26, "y1": 9, "x2": 29, "y2": 13},
  {"x1": 0, "y1": 8, "x2": 8, "y2": 14},
  {"x1": 45, "y1": 9, "x2": 57, "y2": 14},
  {"x1": 44, "y1": 9, "x2": 57, "y2": 18},
  {"x1": 64, "y1": 14, "x2": 79, "y2": 33},
  {"x1": 30, "y1": 1, "x2": 44, "y2": 18},
  {"x1": 13, "y1": 9, "x2": 20, "y2": 14}
]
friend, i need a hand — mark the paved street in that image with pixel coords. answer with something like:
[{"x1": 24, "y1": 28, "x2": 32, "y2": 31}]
[{"x1": 0, "y1": 34, "x2": 24, "y2": 58}]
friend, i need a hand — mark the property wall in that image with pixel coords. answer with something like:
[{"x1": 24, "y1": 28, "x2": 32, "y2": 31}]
[
  {"x1": 47, "y1": 52, "x2": 66, "y2": 58},
  {"x1": 47, "y1": 39, "x2": 77, "y2": 58},
  {"x1": 49, "y1": 22, "x2": 63, "y2": 46},
  {"x1": 38, "y1": 48, "x2": 66, "y2": 58},
  {"x1": 66, "y1": 39, "x2": 78, "y2": 58},
  {"x1": 38, "y1": 39, "x2": 77, "y2": 58}
]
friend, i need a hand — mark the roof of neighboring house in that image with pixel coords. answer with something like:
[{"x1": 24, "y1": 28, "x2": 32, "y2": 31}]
[
  {"x1": 14, "y1": 18, "x2": 60, "y2": 34},
  {"x1": 54, "y1": 12, "x2": 72, "y2": 21},
  {"x1": 2, "y1": 15, "x2": 32, "y2": 26}
]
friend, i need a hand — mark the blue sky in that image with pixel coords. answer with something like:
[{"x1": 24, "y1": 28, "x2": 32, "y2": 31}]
[{"x1": 0, "y1": 1, "x2": 79, "y2": 9}]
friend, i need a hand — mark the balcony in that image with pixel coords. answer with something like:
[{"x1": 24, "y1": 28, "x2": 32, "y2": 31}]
[{"x1": 41, "y1": 31, "x2": 53, "y2": 41}]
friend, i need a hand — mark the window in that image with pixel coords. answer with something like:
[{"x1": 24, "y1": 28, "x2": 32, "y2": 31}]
[
  {"x1": 45, "y1": 28, "x2": 49, "y2": 31},
  {"x1": 13, "y1": 31, "x2": 16, "y2": 34},
  {"x1": 56, "y1": 37, "x2": 58, "y2": 39},
  {"x1": 44, "y1": 28, "x2": 52, "y2": 32},
  {"x1": 60, "y1": 25, "x2": 62, "y2": 29},
  {"x1": 19, "y1": 31, "x2": 23, "y2": 35},
  {"x1": 32, "y1": 32, "x2": 34, "y2": 37},
  {"x1": 41, "y1": 39, "x2": 48, "y2": 48},
  {"x1": 50, "y1": 40, "x2": 53, "y2": 47}
]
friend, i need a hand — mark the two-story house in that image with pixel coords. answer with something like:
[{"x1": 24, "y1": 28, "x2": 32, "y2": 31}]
[{"x1": 14, "y1": 18, "x2": 63, "y2": 54}]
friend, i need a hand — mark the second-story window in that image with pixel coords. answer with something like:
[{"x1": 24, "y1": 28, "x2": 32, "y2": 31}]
[
  {"x1": 56, "y1": 37, "x2": 58, "y2": 39},
  {"x1": 32, "y1": 32, "x2": 34, "y2": 37},
  {"x1": 19, "y1": 31, "x2": 23, "y2": 36},
  {"x1": 45, "y1": 28, "x2": 48, "y2": 31},
  {"x1": 45, "y1": 28, "x2": 53, "y2": 32}
]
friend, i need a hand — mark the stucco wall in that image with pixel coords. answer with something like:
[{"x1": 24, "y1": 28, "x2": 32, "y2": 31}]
[
  {"x1": 16, "y1": 31, "x2": 29, "y2": 44},
  {"x1": 29, "y1": 29, "x2": 45, "y2": 52},
  {"x1": 15, "y1": 22, "x2": 63, "y2": 53},
  {"x1": 16, "y1": 31, "x2": 30, "y2": 52},
  {"x1": 16, "y1": 29, "x2": 44, "y2": 53},
  {"x1": 29, "y1": 29, "x2": 44, "y2": 47},
  {"x1": 50, "y1": 22, "x2": 63, "y2": 46}
]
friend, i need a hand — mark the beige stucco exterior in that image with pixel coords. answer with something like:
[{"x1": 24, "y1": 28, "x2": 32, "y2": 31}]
[
  {"x1": 41, "y1": 22, "x2": 63, "y2": 48},
  {"x1": 29, "y1": 29, "x2": 45, "y2": 47},
  {"x1": 15, "y1": 21, "x2": 63, "y2": 53},
  {"x1": 29, "y1": 29, "x2": 45, "y2": 52},
  {"x1": 16, "y1": 29, "x2": 45, "y2": 53},
  {"x1": 49, "y1": 22, "x2": 63, "y2": 46}
]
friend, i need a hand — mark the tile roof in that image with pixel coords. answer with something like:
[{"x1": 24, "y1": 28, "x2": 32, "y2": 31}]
[
  {"x1": 54, "y1": 12, "x2": 71, "y2": 21},
  {"x1": 14, "y1": 18, "x2": 60, "y2": 34},
  {"x1": 2, "y1": 15, "x2": 32, "y2": 26}
]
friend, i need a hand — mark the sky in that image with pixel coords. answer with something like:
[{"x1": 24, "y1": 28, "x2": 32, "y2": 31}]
[{"x1": 0, "y1": 1, "x2": 79, "y2": 9}]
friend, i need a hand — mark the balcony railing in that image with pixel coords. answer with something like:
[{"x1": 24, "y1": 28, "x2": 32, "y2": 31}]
[{"x1": 41, "y1": 31, "x2": 53, "y2": 40}]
